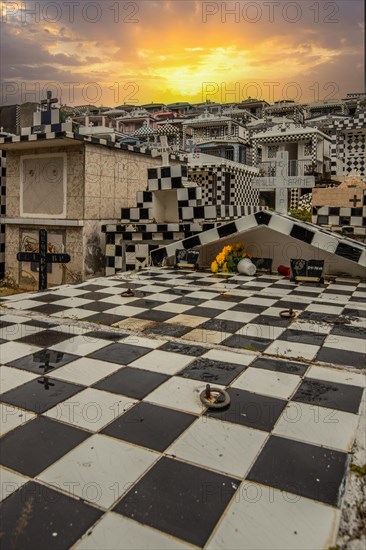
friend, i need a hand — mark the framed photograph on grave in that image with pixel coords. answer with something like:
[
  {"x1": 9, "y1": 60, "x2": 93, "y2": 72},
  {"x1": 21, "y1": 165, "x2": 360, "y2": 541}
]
[
  {"x1": 175, "y1": 249, "x2": 200, "y2": 268},
  {"x1": 290, "y1": 259, "x2": 324, "y2": 283},
  {"x1": 251, "y1": 258, "x2": 273, "y2": 273}
]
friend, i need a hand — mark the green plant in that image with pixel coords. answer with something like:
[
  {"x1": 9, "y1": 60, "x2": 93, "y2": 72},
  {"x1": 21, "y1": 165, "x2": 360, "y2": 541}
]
[
  {"x1": 290, "y1": 208, "x2": 312, "y2": 222},
  {"x1": 350, "y1": 463, "x2": 366, "y2": 477}
]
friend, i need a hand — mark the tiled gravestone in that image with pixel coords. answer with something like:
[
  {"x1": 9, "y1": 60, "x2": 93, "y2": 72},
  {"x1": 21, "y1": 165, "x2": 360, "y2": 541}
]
[{"x1": 252, "y1": 151, "x2": 315, "y2": 214}]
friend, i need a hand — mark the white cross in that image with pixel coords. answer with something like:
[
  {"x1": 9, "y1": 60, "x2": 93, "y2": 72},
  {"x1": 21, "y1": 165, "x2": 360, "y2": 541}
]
[
  {"x1": 252, "y1": 151, "x2": 315, "y2": 214},
  {"x1": 151, "y1": 135, "x2": 171, "y2": 166}
]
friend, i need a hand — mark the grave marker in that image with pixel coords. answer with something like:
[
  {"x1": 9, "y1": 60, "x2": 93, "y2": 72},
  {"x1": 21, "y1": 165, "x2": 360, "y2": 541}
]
[
  {"x1": 252, "y1": 151, "x2": 315, "y2": 214},
  {"x1": 17, "y1": 229, "x2": 70, "y2": 290}
]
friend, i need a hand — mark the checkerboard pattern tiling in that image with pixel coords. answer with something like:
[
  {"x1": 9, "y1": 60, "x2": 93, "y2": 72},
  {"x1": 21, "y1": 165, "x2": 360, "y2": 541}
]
[{"x1": 0, "y1": 269, "x2": 365, "y2": 548}]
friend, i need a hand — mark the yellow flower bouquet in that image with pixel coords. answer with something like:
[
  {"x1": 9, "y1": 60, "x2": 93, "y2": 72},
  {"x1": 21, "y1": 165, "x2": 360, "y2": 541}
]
[{"x1": 211, "y1": 243, "x2": 251, "y2": 273}]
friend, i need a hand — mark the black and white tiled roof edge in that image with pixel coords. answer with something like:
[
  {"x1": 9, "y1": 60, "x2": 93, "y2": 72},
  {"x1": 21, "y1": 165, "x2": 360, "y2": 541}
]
[
  {"x1": 0, "y1": 128, "x2": 184, "y2": 162},
  {"x1": 150, "y1": 210, "x2": 366, "y2": 267}
]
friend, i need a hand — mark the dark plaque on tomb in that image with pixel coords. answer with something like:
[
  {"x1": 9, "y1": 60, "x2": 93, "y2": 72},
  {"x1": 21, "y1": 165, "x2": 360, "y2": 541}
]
[
  {"x1": 175, "y1": 249, "x2": 200, "y2": 268},
  {"x1": 17, "y1": 229, "x2": 70, "y2": 290},
  {"x1": 290, "y1": 259, "x2": 324, "y2": 283},
  {"x1": 251, "y1": 258, "x2": 273, "y2": 273}
]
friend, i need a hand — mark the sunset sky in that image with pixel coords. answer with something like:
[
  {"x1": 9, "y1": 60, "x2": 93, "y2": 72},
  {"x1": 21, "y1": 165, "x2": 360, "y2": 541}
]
[{"x1": 1, "y1": 0, "x2": 364, "y2": 106}]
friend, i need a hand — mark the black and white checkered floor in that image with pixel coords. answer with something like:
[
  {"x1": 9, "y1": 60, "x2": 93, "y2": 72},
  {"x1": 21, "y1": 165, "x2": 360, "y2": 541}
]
[{"x1": 0, "y1": 269, "x2": 365, "y2": 549}]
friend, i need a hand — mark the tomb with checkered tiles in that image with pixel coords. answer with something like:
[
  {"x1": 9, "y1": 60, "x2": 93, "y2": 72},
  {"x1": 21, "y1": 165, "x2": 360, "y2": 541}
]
[
  {"x1": 103, "y1": 143, "x2": 263, "y2": 274},
  {"x1": 0, "y1": 92, "x2": 182, "y2": 287}
]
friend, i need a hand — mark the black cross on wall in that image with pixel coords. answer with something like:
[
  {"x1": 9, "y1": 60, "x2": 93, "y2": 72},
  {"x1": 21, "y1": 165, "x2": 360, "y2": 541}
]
[
  {"x1": 17, "y1": 229, "x2": 70, "y2": 290},
  {"x1": 349, "y1": 194, "x2": 361, "y2": 207}
]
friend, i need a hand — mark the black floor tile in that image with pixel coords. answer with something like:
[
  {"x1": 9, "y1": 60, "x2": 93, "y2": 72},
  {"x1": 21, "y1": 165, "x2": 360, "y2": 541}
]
[
  {"x1": 206, "y1": 388, "x2": 286, "y2": 431},
  {"x1": 93, "y1": 367, "x2": 168, "y2": 399},
  {"x1": 135, "y1": 310, "x2": 176, "y2": 322},
  {"x1": 251, "y1": 357, "x2": 308, "y2": 376},
  {"x1": 179, "y1": 358, "x2": 246, "y2": 385},
  {"x1": 293, "y1": 378, "x2": 364, "y2": 414},
  {"x1": 323, "y1": 289, "x2": 353, "y2": 296},
  {"x1": 250, "y1": 314, "x2": 292, "y2": 327},
  {"x1": 30, "y1": 293, "x2": 69, "y2": 303},
  {"x1": 0, "y1": 481, "x2": 102, "y2": 548},
  {"x1": 330, "y1": 324, "x2": 365, "y2": 339},
  {"x1": 23, "y1": 319, "x2": 58, "y2": 328},
  {"x1": 159, "y1": 341, "x2": 207, "y2": 356},
  {"x1": 102, "y1": 402, "x2": 195, "y2": 452},
  {"x1": 0, "y1": 320, "x2": 14, "y2": 330},
  {"x1": 79, "y1": 301, "x2": 117, "y2": 312},
  {"x1": 316, "y1": 347, "x2": 365, "y2": 369},
  {"x1": 276, "y1": 300, "x2": 308, "y2": 311},
  {"x1": 230, "y1": 303, "x2": 267, "y2": 314},
  {"x1": 279, "y1": 329, "x2": 326, "y2": 346},
  {"x1": 222, "y1": 334, "x2": 272, "y2": 352},
  {"x1": 88, "y1": 342, "x2": 151, "y2": 365},
  {"x1": 7, "y1": 350, "x2": 78, "y2": 374},
  {"x1": 28, "y1": 304, "x2": 68, "y2": 315},
  {"x1": 144, "y1": 323, "x2": 191, "y2": 337},
  {"x1": 16, "y1": 329, "x2": 73, "y2": 347},
  {"x1": 184, "y1": 307, "x2": 223, "y2": 318},
  {"x1": 82, "y1": 313, "x2": 127, "y2": 325},
  {"x1": 342, "y1": 308, "x2": 366, "y2": 319},
  {"x1": 177, "y1": 297, "x2": 206, "y2": 306},
  {"x1": 76, "y1": 284, "x2": 109, "y2": 291},
  {"x1": 114, "y1": 457, "x2": 237, "y2": 547},
  {"x1": 200, "y1": 319, "x2": 243, "y2": 333},
  {"x1": 298, "y1": 311, "x2": 339, "y2": 323},
  {"x1": 0, "y1": 377, "x2": 84, "y2": 413},
  {"x1": 212, "y1": 294, "x2": 243, "y2": 303},
  {"x1": 78, "y1": 291, "x2": 111, "y2": 300},
  {"x1": 0, "y1": 417, "x2": 90, "y2": 477},
  {"x1": 247, "y1": 435, "x2": 348, "y2": 507},
  {"x1": 84, "y1": 330, "x2": 128, "y2": 341},
  {"x1": 130, "y1": 299, "x2": 169, "y2": 309}
]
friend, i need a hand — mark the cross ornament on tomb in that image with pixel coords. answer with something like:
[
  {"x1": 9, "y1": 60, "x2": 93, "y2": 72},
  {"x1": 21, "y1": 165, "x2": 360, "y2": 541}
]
[
  {"x1": 40, "y1": 90, "x2": 58, "y2": 111},
  {"x1": 350, "y1": 194, "x2": 361, "y2": 207},
  {"x1": 17, "y1": 229, "x2": 70, "y2": 290},
  {"x1": 252, "y1": 151, "x2": 315, "y2": 214},
  {"x1": 151, "y1": 135, "x2": 171, "y2": 166}
]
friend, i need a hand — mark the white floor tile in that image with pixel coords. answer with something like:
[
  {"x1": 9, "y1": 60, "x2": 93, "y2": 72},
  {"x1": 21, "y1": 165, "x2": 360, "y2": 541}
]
[
  {"x1": 0, "y1": 342, "x2": 42, "y2": 364},
  {"x1": 288, "y1": 321, "x2": 332, "y2": 334},
  {"x1": 7, "y1": 300, "x2": 45, "y2": 310},
  {"x1": 207, "y1": 483, "x2": 340, "y2": 550},
  {"x1": 202, "y1": 349, "x2": 257, "y2": 366},
  {"x1": 274, "y1": 402, "x2": 360, "y2": 451},
  {"x1": 146, "y1": 377, "x2": 219, "y2": 414},
  {"x1": 0, "y1": 314, "x2": 29, "y2": 324},
  {"x1": 141, "y1": 293, "x2": 178, "y2": 303},
  {"x1": 129, "y1": 350, "x2": 193, "y2": 375},
  {"x1": 49, "y1": 358, "x2": 124, "y2": 385},
  {"x1": 0, "y1": 403, "x2": 36, "y2": 436},
  {"x1": 235, "y1": 324, "x2": 285, "y2": 340},
  {"x1": 182, "y1": 329, "x2": 228, "y2": 345},
  {"x1": 232, "y1": 367, "x2": 301, "y2": 400},
  {"x1": 0, "y1": 467, "x2": 29, "y2": 502},
  {"x1": 75, "y1": 512, "x2": 189, "y2": 549},
  {"x1": 168, "y1": 314, "x2": 208, "y2": 328},
  {"x1": 305, "y1": 304, "x2": 344, "y2": 315},
  {"x1": 118, "y1": 335, "x2": 166, "y2": 349},
  {"x1": 49, "y1": 297, "x2": 94, "y2": 308},
  {"x1": 323, "y1": 334, "x2": 366, "y2": 353},
  {"x1": 0, "y1": 324, "x2": 45, "y2": 341},
  {"x1": 0, "y1": 365, "x2": 38, "y2": 394},
  {"x1": 45, "y1": 388, "x2": 135, "y2": 432},
  {"x1": 97, "y1": 305, "x2": 146, "y2": 317},
  {"x1": 199, "y1": 300, "x2": 236, "y2": 311},
  {"x1": 37, "y1": 434, "x2": 158, "y2": 509},
  {"x1": 168, "y1": 417, "x2": 267, "y2": 478},
  {"x1": 49, "y1": 335, "x2": 109, "y2": 356},
  {"x1": 154, "y1": 302, "x2": 192, "y2": 314},
  {"x1": 185, "y1": 291, "x2": 220, "y2": 300},
  {"x1": 265, "y1": 340, "x2": 319, "y2": 361},
  {"x1": 306, "y1": 365, "x2": 366, "y2": 387},
  {"x1": 51, "y1": 308, "x2": 96, "y2": 320},
  {"x1": 216, "y1": 311, "x2": 257, "y2": 323}
]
